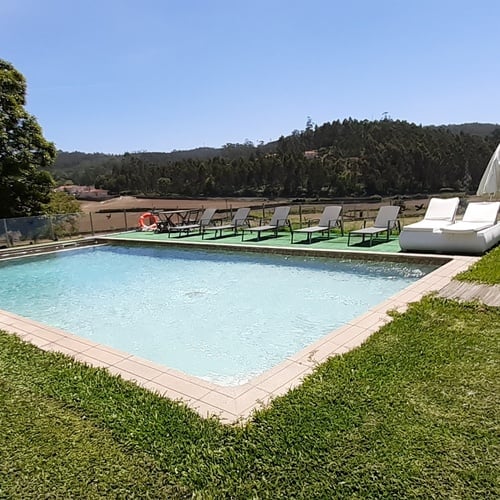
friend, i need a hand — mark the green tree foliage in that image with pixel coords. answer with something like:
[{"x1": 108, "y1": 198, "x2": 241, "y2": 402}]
[
  {"x1": 93, "y1": 119, "x2": 496, "y2": 198},
  {"x1": 43, "y1": 191, "x2": 81, "y2": 215},
  {"x1": 0, "y1": 59, "x2": 57, "y2": 217},
  {"x1": 58, "y1": 120, "x2": 499, "y2": 199}
]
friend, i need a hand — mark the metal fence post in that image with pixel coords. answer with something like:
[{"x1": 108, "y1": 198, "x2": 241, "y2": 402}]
[
  {"x1": 89, "y1": 212, "x2": 95, "y2": 235},
  {"x1": 2, "y1": 218, "x2": 10, "y2": 247},
  {"x1": 124, "y1": 209, "x2": 128, "y2": 231},
  {"x1": 49, "y1": 216, "x2": 56, "y2": 240}
]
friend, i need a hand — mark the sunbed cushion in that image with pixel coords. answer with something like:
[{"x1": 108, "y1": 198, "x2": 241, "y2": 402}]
[
  {"x1": 462, "y1": 202, "x2": 500, "y2": 224},
  {"x1": 424, "y1": 197, "x2": 459, "y2": 220},
  {"x1": 441, "y1": 221, "x2": 492, "y2": 233},
  {"x1": 402, "y1": 219, "x2": 452, "y2": 232}
]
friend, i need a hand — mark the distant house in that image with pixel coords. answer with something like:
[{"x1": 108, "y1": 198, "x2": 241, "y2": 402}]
[
  {"x1": 55, "y1": 185, "x2": 111, "y2": 200},
  {"x1": 304, "y1": 150, "x2": 319, "y2": 159}
]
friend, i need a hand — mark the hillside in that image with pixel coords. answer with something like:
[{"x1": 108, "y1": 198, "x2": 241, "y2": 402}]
[
  {"x1": 51, "y1": 120, "x2": 500, "y2": 198},
  {"x1": 440, "y1": 122, "x2": 500, "y2": 137},
  {"x1": 53, "y1": 122, "x2": 499, "y2": 178}
]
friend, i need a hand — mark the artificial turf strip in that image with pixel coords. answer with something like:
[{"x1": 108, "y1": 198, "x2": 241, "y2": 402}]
[
  {"x1": 104, "y1": 229, "x2": 404, "y2": 253},
  {"x1": 1, "y1": 297, "x2": 499, "y2": 498},
  {"x1": 455, "y1": 244, "x2": 500, "y2": 285}
]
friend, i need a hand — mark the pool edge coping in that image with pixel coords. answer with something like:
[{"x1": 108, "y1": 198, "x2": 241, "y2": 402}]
[{"x1": 0, "y1": 241, "x2": 479, "y2": 424}]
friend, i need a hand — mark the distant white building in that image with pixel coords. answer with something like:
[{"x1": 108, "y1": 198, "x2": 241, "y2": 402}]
[
  {"x1": 55, "y1": 185, "x2": 110, "y2": 200},
  {"x1": 304, "y1": 150, "x2": 319, "y2": 159}
]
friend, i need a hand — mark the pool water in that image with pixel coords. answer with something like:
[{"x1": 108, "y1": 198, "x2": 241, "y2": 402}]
[{"x1": 0, "y1": 245, "x2": 436, "y2": 385}]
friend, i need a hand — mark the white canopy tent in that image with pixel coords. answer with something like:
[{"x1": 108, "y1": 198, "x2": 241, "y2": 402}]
[{"x1": 476, "y1": 143, "x2": 500, "y2": 198}]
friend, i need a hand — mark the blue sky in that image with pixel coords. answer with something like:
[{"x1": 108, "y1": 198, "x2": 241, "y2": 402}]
[{"x1": 1, "y1": 0, "x2": 499, "y2": 154}]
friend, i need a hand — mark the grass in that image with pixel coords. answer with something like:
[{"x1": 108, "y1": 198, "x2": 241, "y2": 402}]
[
  {"x1": 455, "y1": 245, "x2": 500, "y2": 284},
  {"x1": 1, "y1": 294, "x2": 499, "y2": 498}
]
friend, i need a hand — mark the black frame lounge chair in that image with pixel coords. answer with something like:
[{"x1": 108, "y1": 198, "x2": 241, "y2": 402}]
[
  {"x1": 291, "y1": 205, "x2": 343, "y2": 244},
  {"x1": 241, "y1": 206, "x2": 291, "y2": 241},
  {"x1": 347, "y1": 205, "x2": 401, "y2": 246},
  {"x1": 202, "y1": 207, "x2": 251, "y2": 239},
  {"x1": 166, "y1": 208, "x2": 217, "y2": 237}
]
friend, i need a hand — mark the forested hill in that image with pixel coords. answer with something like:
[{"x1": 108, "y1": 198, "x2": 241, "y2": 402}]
[{"x1": 53, "y1": 120, "x2": 500, "y2": 198}]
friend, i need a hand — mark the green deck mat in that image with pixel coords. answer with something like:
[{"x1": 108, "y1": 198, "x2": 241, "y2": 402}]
[{"x1": 101, "y1": 229, "x2": 403, "y2": 253}]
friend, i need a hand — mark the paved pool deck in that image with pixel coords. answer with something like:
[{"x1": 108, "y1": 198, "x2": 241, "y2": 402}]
[{"x1": 0, "y1": 233, "x2": 481, "y2": 424}]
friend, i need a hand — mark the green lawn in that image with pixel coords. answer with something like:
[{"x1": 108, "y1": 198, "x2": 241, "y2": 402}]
[
  {"x1": 1, "y1": 244, "x2": 499, "y2": 497},
  {"x1": 1, "y1": 291, "x2": 499, "y2": 497},
  {"x1": 455, "y1": 245, "x2": 500, "y2": 284}
]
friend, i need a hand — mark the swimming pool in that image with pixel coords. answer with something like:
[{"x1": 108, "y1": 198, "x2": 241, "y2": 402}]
[{"x1": 0, "y1": 245, "x2": 436, "y2": 385}]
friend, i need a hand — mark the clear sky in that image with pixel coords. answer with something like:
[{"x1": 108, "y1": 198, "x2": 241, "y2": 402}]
[{"x1": 1, "y1": 0, "x2": 499, "y2": 154}]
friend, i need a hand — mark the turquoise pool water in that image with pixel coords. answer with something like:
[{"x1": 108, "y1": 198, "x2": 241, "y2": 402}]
[{"x1": 0, "y1": 245, "x2": 436, "y2": 385}]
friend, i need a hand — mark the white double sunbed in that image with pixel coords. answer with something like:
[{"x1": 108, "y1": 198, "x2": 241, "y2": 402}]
[
  {"x1": 399, "y1": 197, "x2": 500, "y2": 254},
  {"x1": 439, "y1": 201, "x2": 500, "y2": 254},
  {"x1": 398, "y1": 197, "x2": 459, "y2": 252}
]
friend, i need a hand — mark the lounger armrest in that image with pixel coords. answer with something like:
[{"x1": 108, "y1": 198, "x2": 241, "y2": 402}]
[
  {"x1": 276, "y1": 218, "x2": 290, "y2": 228},
  {"x1": 326, "y1": 218, "x2": 340, "y2": 229},
  {"x1": 234, "y1": 218, "x2": 248, "y2": 228},
  {"x1": 386, "y1": 218, "x2": 400, "y2": 231}
]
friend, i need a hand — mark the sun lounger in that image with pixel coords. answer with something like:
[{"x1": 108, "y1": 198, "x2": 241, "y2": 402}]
[
  {"x1": 202, "y1": 207, "x2": 251, "y2": 239},
  {"x1": 399, "y1": 197, "x2": 460, "y2": 252},
  {"x1": 347, "y1": 205, "x2": 400, "y2": 246},
  {"x1": 291, "y1": 205, "x2": 343, "y2": 244},
  {"x1": 441, "y1": 201, "x2": 500, "y2": 233},
  {"x1": 167, "y1": 208, "x2": 217, "y2": 237},
  {"x1": 437, "y1": 201, "x2": 500, "y2": 254},
  {"x1": 241, "y1": 206, "x2": 291, "y2": 241}
]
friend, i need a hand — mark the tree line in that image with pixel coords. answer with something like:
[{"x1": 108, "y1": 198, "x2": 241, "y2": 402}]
[{"x1": 91, "y1": 119, "x2": 499, "y2": 198}]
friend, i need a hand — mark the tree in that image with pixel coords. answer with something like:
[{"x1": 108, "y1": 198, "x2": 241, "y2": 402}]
[
  {"x1": 0, "y1": 59, "x2": 56, "y2": 217},
  {"x1": 157, "y1": 176, "x2": 172, "y2": 196},
  {"x1": 43, "y1": 190, "x2": 81, "y2": 215}
]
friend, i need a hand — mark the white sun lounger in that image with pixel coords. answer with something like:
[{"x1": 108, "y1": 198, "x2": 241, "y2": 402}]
[
  {"x1": 441, "y1": 202, "x2": 500, "y2": 233},
  {"x1": 399, "y1": 197, "x2": 459, "y2": 252},
  {"x1": 438, "y1": 201, "x2": 500, "y2": 254},
  {"x1": 241, "y1": 206, "x2": 291, "y2": 241},
  {"x1": 291, "y1": 205, "x2": 343, "y2": 244},
  {"x1": 202, "y1": 207, "x2": 251, "y2": 239}
]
